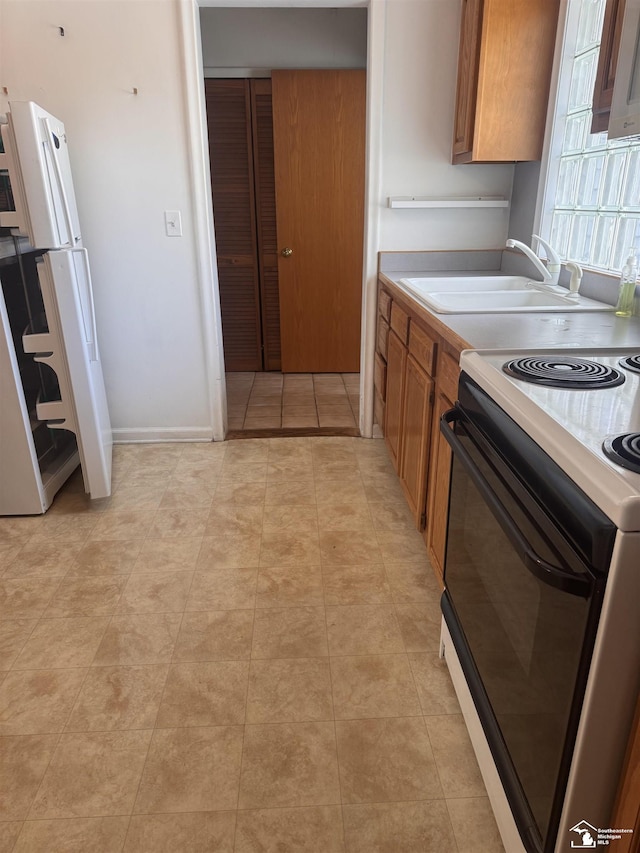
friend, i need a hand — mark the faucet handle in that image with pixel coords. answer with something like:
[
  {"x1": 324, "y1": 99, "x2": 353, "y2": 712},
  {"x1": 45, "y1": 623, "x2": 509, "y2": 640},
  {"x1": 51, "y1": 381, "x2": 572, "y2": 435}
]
[{"x1": 532, "y1": 235, "x2": 561, "y2": 273}]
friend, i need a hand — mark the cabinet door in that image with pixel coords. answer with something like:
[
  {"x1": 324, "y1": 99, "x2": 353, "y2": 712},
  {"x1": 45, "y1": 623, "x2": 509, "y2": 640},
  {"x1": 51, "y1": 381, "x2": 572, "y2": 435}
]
[
  {"x1": 400, "y1": 355, "x2": 434, "y2": 527},
  {"x1": 426, "y1": 392, "x2": 454, "y2": 586},
  {"x1": 453, "y1": 0, "x2": 483, "y2": 159},
  {"x1": 611, "y1": 694, "x2": 640, "y2": 853},
  {"x1": 452, "y1": 0, "x2": 559, "y2": 163},
  {"x1": 591, "y1": 0, "x2": 626, "y2": 134},
  {"x1": 384, "y1": 329, "x2": 407, "y2": 472}
]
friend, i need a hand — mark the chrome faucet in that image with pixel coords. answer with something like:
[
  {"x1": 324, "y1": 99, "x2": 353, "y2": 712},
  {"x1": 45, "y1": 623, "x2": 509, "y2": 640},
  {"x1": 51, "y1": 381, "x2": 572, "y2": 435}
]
[{"x1": 505, "y1": 235, "x2": 561, "y2": 286}]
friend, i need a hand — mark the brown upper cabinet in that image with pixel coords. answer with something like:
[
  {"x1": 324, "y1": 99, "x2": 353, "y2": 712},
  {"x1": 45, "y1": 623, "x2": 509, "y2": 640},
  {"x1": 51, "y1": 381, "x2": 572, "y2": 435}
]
[
  {"x1": 452, "y1": 0, "x2": 560, "y2": 164},
  {"x1": 591, "y1": 0, "x2": 626, "y2": 134}
]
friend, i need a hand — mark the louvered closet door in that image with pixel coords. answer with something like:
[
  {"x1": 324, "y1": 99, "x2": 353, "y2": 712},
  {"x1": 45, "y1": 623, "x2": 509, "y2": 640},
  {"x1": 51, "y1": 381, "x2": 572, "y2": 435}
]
[
  {"x1": 251, "y1": 80, "x2": 280, "y2": 371},
  {"x1": 206, "y1": 80, "x2": 261, "y2": 371},
  {"x1": 204, "y1": 79, "x2": 280, "y2": 372}
]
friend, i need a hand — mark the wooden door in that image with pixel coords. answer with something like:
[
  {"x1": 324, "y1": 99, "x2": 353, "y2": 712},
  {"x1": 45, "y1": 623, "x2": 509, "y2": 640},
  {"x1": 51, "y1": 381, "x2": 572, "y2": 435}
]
[
  {"x1": 272, "y1": 70, "x2": 366, "y2": 373},
  {"x1": 205, "y1": 79, "x2": 280, "y2": 371}
]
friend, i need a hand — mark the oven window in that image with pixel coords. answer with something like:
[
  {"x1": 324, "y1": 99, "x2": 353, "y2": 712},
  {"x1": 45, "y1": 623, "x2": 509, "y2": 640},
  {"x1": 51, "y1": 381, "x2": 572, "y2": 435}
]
[{"x1": 445, "y1": 448, "x2": 593, "y2": 843}]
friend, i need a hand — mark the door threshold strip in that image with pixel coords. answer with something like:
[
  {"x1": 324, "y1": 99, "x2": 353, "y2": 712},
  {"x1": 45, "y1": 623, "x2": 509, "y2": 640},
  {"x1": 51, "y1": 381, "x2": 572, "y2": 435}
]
[{"x1": 225, "y1": 426, "x2": 360, "y2": 440}]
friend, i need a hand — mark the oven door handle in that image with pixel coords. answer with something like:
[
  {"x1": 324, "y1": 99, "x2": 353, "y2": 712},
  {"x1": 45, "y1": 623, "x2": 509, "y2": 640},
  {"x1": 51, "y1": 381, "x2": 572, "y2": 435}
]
[{"x1": 441, "y1": 409, "x2": 592, "y2": 598}]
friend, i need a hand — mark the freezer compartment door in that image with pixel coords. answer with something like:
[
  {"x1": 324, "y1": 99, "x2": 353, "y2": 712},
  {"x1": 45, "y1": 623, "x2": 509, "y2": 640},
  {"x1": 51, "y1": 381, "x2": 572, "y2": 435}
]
[
  {"x1": 31, "y1": 249, "x2": 112, "y2": 499},
  {"x1": 0, "y1": 101, "x2": 82, "y2": 249}
]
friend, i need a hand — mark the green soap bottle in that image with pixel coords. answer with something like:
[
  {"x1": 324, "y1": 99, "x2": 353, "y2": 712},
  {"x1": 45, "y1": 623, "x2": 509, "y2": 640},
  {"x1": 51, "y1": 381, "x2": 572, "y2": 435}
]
[{"x1": 615, "y1": 248, "x2": 638, "y2": 317}]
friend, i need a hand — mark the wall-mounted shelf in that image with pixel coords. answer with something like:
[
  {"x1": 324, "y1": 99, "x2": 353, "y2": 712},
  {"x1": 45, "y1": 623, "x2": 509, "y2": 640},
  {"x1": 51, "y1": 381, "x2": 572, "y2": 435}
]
[{"x1": 388, "y1": 196, "x2": 509, "y2": 209}]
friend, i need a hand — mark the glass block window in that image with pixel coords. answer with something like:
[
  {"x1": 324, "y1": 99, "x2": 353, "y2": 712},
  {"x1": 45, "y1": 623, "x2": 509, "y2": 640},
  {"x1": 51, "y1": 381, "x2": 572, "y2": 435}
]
[{"x1": 543, "y1": 0, "x2": 640, "y2": 273}]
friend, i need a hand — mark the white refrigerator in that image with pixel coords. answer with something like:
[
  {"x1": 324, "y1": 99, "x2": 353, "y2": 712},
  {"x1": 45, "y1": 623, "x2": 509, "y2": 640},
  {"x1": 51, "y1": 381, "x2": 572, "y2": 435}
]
[{"x1": 0, "y1": 101, "x2": 112, "y2": 514}]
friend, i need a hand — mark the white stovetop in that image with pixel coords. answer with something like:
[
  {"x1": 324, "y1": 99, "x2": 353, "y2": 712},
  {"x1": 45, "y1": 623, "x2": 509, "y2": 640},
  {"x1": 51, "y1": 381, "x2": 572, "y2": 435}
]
[{"x1": 461, "y1": 348, "x2": 640, "y2": 532}]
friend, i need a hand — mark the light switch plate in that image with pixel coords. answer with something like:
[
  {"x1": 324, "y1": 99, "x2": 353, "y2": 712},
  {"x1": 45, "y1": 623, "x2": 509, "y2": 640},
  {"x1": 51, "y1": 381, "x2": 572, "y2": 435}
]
[{"x1": 164, "y1": 210, "x2": 182, "y2": 237}]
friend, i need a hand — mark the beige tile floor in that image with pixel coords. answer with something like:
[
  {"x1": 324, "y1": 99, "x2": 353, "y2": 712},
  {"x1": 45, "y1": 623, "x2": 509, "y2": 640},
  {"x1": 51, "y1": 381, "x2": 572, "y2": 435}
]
[
  {"x1": 0, "y1": 437, "x2": 504, "y2": 853},
  {"x1": 227, "y1": 373, "x2": 360, "y2": 431}
]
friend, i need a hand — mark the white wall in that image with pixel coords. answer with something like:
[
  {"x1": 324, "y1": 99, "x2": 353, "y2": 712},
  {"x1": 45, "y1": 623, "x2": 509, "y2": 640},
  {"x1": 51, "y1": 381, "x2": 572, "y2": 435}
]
[
  {"x1": 378, "y1": 0, "x2": 514, "y2": 251},
  {"x1": 508, "y1": 161, "x2": 542, "y2": 244},
  {"x1": 200, "y1": 7, "x2": 367, "y2": 73},
  {"x1": 1, "y1": 0, "x2": 519, "y2": 440},
  {"x1": 0, "y1": 0, "x2": 213, "y2": 441}
]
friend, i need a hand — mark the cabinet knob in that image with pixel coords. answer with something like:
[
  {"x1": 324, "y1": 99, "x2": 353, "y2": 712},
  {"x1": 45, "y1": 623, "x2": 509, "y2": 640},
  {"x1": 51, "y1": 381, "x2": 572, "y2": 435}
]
[{"x1": 281, "y1": 247, "x2": 293, "y2": 257}]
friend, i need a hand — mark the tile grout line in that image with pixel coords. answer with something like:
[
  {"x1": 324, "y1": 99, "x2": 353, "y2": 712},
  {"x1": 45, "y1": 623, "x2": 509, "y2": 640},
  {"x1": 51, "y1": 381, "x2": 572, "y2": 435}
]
[
  {"x1": 233, "y1": 443, "x2": 269, "y2": 826},
  {"x1": 0, "y1": 436, "x2": 499, "y2": 850},
  {"x1": 365, "y1": 450, "x2": 429, "y2": 741},
  {"x1": 318, "y1": 532, "x2": 343, "y2": 813},
  {"x1": 120, "y1": 470, "x2": 198, "y2": 846}
]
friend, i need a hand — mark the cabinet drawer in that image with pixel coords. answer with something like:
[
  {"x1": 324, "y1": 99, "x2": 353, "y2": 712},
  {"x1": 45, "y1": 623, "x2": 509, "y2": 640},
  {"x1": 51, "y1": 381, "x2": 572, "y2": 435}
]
[
  {"x1": 409, "y1": 324, "x2": 437, "y2": 376},
  {"x1": 438, "y1": 351, "x2": 460, "y2": 402},
  {"x1": 379, "y1": 289, "x2": 392, "y2": 321},
  {"x1": 376, "y1": 316, "x2": 390, "y2": 360},
  {"x1": 374, "y1": 351, "x2": 387, "y2": 402},
  {"x1": 390, "y1": 303, "x2": 409, "y2": 345}
]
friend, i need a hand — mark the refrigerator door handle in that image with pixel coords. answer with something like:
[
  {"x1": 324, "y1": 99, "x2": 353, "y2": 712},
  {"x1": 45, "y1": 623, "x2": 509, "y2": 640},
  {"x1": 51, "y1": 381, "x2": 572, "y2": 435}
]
[{"x1": 71, "y1": 248, "x2": 99, "y2": 362}]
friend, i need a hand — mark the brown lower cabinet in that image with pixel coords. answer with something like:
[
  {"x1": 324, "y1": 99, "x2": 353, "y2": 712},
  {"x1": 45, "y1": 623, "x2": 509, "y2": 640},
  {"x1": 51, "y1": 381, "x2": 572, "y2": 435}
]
[
  {"x1": 611, "y1": 693, "x2": 640, "y2": 853},
  {"x1": 424, "y1": 390, "x2": 454, "y2": 583},
  {"x1": 384, "y1": 329, "x2": 407, "y2": 471},
  {"x1": 376, "y1": 272, "x2": 640, "y2": 834},
  {"x1": 376, "y1": 279, "x2": 466, "y2": 586},
  {"x1": 400, "y1": 355, "x2": 434, "y2": 524}
]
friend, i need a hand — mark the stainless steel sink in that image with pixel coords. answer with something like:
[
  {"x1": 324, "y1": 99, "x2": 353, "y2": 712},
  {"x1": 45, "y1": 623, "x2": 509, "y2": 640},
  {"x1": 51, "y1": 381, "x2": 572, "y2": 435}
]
[{"x1": 398, "y1": 276, "x2": 614, "y2": 314}]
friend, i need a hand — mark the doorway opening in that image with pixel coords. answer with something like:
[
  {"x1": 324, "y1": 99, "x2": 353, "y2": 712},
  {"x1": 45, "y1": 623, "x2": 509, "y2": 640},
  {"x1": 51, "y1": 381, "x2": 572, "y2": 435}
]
[{"x1": 199, "y1": 7, "x2": 368, "y2": 437}]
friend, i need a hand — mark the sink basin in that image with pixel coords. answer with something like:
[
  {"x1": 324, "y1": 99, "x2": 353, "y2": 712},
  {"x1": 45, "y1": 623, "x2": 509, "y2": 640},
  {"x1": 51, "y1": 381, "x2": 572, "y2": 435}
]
[
  {"x1": 396, "y1": 275, "x2": 613, "y2": 313},
  {"x1": 400, "y1": 275, "x2": 534, "y2": 294},
  {"x1": 411, "y1": 289, "x2": 614, "y2": 314}
]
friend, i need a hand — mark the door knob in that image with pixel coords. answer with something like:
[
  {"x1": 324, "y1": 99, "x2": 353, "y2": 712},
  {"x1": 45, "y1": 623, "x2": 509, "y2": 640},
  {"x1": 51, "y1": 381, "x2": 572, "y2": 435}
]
[{"x1": 281, "y1": 247, "x2": 293, "y2": 257}]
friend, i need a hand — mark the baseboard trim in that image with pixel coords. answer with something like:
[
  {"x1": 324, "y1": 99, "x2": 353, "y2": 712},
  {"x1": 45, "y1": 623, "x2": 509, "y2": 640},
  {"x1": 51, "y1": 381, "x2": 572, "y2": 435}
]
[
  {"x1": 112, "y1": 427, "x2": 215, "y2": 444},
  {"x1": 113, "y1": 425, "x2": 362, "y2": 443}
]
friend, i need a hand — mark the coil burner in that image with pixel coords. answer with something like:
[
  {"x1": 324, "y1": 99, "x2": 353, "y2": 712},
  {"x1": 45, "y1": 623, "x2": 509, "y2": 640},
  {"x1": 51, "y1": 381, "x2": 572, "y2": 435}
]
[
  {"x1": 603, "y1": 433, "x2": 640, "y2": 474},
  {"x1": 619, "y1": 355, "x2": 640, "y2": 375},
  {"x1": 502, "y1": 356, "x2": 625, "y2": 389}
]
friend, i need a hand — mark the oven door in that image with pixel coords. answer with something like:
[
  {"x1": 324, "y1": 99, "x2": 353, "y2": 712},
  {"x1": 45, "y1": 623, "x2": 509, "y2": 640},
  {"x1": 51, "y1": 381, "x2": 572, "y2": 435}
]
[{"x1": 440, "y1": 375, "x2": 615, "y2": 853}]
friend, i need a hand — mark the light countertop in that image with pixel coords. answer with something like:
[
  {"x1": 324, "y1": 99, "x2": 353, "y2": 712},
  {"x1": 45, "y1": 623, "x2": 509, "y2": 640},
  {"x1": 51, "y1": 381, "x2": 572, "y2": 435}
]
[{"x1": 379, "y1": 270, "x2": 640, "y2": 352}]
